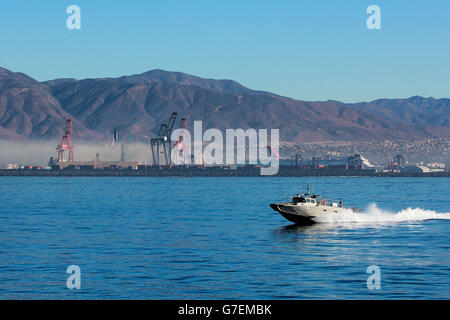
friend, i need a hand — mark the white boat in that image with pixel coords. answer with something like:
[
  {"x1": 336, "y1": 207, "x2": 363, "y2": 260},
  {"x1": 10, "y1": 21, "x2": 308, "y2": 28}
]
[{"x1": 270, "y1": 185, "x2": 358, "y2": 224}]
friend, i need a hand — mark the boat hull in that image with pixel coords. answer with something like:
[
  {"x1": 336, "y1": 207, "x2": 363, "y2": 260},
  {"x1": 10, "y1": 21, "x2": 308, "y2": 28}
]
[
  {"x1": 270, "y1": 202, "x2": 353, "y2": 225},
  {"x1": 270, "y1": 203, "x2": 315, "y2": 225}
]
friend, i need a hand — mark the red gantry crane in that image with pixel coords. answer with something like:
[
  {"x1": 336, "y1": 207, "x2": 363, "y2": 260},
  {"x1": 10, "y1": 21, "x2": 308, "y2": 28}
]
[{"x1": 56, "y1": 119, "x2": 74, "y2": 162}]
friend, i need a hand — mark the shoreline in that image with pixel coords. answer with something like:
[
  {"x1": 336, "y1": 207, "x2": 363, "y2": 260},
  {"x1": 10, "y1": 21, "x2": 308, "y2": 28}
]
[{"x1": 1, "y1": 168, "x2": 449, "y2": 177}]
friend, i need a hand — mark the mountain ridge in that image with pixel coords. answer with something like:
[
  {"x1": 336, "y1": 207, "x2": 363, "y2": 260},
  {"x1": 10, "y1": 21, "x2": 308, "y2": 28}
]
[{"x1": 1, "y1": 67, "x2": 449, "y2": 143}]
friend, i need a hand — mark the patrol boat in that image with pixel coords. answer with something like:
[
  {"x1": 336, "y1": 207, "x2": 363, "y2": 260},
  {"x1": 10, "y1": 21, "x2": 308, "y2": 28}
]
[{"x1": 269, "y1": 185, "x2": 358, "y2": 224}]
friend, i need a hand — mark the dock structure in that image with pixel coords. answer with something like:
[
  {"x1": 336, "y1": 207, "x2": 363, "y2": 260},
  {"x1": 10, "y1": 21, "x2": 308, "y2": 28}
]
[
  {"x1": 50, "y1": 160, "x2": 141, "y2": 170},
  {"x1": 16, "y1": 119, "x2": 445, "y2": 178},
  {"x1": 1, "y1": 166, "x2": 449, "y2": 177}
]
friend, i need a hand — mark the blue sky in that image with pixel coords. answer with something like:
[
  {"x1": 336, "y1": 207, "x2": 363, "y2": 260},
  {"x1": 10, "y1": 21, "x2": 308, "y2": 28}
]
[{"x1": 0, "y1": 0, "x2": 448, "y2": 102}]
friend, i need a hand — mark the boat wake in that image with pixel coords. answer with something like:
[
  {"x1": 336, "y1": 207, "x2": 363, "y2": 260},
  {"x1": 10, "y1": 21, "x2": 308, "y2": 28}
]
[{"x1": 315, "y1": 203, "x2": 450, "y2": 224}]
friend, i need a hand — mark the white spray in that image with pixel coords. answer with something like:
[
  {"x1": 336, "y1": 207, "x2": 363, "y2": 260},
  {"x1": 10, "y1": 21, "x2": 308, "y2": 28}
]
[{"x1": 315, "y1": 203, "x2": 450, "y2": 225}]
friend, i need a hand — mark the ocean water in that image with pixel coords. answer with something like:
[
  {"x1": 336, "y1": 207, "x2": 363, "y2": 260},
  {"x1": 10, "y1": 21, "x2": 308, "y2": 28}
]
[{"x1": 0, "y1": 177, "x2": 449, "y2": 299}]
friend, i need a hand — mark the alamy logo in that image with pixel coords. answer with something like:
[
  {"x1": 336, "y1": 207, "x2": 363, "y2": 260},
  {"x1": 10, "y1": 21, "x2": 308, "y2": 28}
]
[
  {"x1": 171, "y1": 121, "x2": 280, "y2": 175},
  {"x1": 66, "y1": 5, "x2": 81, "y2": 30},
  {"x1": 66, "y1": 265, "x2": 81, "y2": 289},
  {"x1": 366, "y1": 5, "x2": 381, "y2": 30},
  {"x1": 366, "y1": 265, "x2": 381, "y2": 290}
]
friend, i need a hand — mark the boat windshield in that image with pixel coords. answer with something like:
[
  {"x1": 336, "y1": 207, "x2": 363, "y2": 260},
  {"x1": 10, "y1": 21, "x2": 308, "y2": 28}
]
[{"x1": 292, "y1": 195, "x2": 306, "y2": 203}]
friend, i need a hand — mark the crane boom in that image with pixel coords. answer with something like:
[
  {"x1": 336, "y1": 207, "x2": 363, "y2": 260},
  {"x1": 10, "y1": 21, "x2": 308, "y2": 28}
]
[
  {"x1": 164, "y1": 112, "x2": 178, "y2": 138},
  {"x1": 159, "y1": 124, "x2": 167, "y2": 137}
]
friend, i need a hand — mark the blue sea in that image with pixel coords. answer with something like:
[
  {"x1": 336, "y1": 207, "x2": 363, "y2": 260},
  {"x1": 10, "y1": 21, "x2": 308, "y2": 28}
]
[{"x1": 0, "y1": 177, "x2": 449, "y2": 299}]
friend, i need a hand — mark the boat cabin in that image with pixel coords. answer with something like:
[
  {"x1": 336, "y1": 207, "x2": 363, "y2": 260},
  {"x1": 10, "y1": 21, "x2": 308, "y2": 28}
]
[
  {"x1": 292, "y1": 192, "x2": 344, "y2": 208},
  {"x1": 292, "y1": 194, "x2": 320, "y2": 204}
]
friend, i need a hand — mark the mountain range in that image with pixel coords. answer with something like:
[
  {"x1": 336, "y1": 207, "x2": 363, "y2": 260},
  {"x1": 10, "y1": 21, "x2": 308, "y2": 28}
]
[{"x1": 1, "y1": 66, "x2": 449, "y2": 143}]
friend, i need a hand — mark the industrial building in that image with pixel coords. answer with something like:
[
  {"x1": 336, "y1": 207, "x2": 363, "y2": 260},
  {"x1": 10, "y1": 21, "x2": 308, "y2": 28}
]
[{"x1": 287, "y1": 153, "x2": 369, "y2": 171}]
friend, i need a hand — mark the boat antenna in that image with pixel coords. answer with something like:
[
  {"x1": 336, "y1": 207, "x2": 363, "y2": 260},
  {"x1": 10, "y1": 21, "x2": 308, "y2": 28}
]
[{"x1": 306, "y1": 184, "x2": 310, "y2": 194}]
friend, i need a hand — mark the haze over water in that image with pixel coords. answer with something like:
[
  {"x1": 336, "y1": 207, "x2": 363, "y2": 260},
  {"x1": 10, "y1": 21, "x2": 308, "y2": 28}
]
[{"x1": 0, "y1": 177, "x2": 449, "y2": 299}]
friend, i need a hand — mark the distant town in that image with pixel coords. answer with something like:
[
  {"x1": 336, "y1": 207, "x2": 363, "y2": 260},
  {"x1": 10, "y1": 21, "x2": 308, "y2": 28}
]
[{"x1": 281, "y1": 137, "x2": 449, "y2": 173}]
